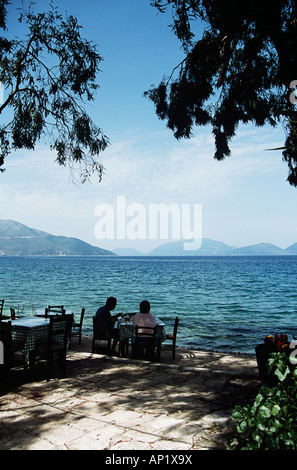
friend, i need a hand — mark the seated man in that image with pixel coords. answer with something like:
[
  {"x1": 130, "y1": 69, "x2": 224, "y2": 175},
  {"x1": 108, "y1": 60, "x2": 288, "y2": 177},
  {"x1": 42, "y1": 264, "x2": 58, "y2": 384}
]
[{"x1": 95, "y1": 297, "x2": 122, "y2": 355}]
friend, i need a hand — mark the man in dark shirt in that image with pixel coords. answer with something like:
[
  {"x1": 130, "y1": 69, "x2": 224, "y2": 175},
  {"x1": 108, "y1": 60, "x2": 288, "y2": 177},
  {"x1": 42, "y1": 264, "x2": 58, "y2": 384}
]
[{"x1": 95, "y1": 297, "x2": 122, "y2": 354}]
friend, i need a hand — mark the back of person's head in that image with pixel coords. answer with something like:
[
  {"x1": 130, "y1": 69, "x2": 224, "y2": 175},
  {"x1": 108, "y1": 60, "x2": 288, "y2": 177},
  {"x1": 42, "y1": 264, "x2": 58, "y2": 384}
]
[
  {"x1": 140, "y1": 300, "x2": 150, "y2": 313},
  {"x1": 106, "y1": 297, "x2": 117, "y2": 309}
]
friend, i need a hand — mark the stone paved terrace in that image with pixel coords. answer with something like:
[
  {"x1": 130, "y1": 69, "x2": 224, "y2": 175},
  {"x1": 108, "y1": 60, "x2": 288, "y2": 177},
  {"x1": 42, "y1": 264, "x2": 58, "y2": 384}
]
[{"x1": 0, "y1": 336, "x2": 261, "y2": 451}]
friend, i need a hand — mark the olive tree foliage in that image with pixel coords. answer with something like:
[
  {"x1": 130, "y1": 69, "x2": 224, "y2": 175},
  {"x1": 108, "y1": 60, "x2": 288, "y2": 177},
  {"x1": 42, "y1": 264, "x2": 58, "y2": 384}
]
[
  {"x1": 146, "y1": 0, "x2": 297, "y2": 186},
  {"x1": 0, "y1": 0, "x2": 108, "y2": 182}
]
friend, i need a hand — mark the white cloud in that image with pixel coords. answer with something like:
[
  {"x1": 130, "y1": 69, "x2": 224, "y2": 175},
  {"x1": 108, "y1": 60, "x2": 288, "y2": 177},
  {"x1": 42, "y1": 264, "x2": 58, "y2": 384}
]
[
  {"x1": 1, "y1": 124, "x2": 296, "y2": 250},
  {"x1": 96, "y1": 125, "x2": 289, "y2": 204}
]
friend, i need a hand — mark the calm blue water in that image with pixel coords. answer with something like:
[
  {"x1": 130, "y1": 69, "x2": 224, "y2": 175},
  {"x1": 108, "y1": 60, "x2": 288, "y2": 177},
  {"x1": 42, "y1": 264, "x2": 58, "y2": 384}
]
[{"x1": 1, "y1": 255, "x2": 297, "y2": 354}]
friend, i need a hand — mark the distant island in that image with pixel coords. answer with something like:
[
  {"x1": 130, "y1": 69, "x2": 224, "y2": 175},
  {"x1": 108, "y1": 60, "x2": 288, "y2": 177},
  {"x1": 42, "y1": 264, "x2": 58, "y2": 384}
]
[
  {"x1": 113, "y1": 239, "x2": 297, "y2": 257},
  {"x1": 0, "y1": 219, "x2": 296, "y2": 257},
  {"x1": 0, "y1": 220, "x2": 115, "y2": 256}
]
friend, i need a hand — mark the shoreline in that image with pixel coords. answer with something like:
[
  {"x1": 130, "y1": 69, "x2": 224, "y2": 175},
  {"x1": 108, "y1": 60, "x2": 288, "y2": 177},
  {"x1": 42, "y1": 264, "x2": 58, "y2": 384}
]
[
  {"x1": 75, "y1": 333, "x2": 257, "y2": 359},
  {"x1": 70, "y1": 334, "x2": 258, "y2": 374}
]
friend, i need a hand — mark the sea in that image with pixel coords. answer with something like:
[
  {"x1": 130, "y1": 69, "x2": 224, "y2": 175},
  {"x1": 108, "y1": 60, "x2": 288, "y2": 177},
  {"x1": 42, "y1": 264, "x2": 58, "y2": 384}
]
[{"x1": 1, "y1": 255, "x2": 297, "y2": 355}]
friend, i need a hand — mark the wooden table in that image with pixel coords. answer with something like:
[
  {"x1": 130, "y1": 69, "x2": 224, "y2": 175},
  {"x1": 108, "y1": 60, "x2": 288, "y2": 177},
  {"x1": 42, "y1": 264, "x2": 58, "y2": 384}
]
[{"x1": 2, "y1": 317, "x2": 50, "y2": 362}]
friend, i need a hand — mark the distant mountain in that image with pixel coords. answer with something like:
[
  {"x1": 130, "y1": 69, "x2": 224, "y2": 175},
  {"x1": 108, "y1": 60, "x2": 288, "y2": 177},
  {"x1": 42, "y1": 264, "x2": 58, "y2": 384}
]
[
  {"x1": 146, "y1": 239, "x2": 296, "y2": 256},
  {"x1": 0, "y1": 220, "x2": 116, "y2": 256},
  {"x1": 148, "y1": 238, "x2": 235, "y2": 256},
  {"x1": 285, "y1": 242, "x2": 297, "y2": 254},
  {"x1": 232, "y1": 242, "x2": 288, "y2": 256},
  {"x1": 2, "y1": 220, "x2": 295, "y2": 257}
]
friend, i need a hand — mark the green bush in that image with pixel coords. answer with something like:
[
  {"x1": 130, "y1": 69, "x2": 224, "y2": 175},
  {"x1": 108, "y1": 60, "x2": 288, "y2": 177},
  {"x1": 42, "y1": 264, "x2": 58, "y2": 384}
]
[{"x1": 228, "y1": 352, "x2": 297, "y2": 450}]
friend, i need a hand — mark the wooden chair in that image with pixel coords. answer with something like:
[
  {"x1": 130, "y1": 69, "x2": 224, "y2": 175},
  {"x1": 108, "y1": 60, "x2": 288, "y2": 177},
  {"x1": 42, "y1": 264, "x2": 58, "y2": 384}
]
[
  {"x1": 31, "y1": 315, "x2": 72, "y2": 381},
  {"x1": 132, "y1": 326, "x2": 159, "y2": 361},
  {"x1": 92, "y1": 316, "x2": 111, "y2": 354},
  {"x1": 163, "y1": 316, "x2": 179, "y2": 359},
  {"x1": 71, "y1": 308, "x2": 85, "y2": 345},
  {"x1": 10, "y1": 307, "x2": 24, "y2": 320},
  {"x1": 45, "y1": 305, "x2": 66, "y2": 316},
  {"x1": 35, "y1": 305, "x2": 66, "y2": 317},
  {"x1": 10, "y1": 307, "x2": 24, "y2": 321}
]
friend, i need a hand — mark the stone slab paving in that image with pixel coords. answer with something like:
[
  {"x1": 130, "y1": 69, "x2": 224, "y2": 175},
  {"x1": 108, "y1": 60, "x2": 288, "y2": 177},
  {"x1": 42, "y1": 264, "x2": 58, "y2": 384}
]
[{"x1": 0, "y1": 339, "x2": 260, "y2": 451}]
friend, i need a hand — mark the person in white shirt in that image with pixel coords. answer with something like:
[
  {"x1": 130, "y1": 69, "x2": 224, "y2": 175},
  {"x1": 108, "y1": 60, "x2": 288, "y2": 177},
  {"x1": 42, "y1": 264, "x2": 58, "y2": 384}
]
[
  {"x1": 132, "y1": 300, "x2": 156, "y2": 335},
  {"x1": 132, "y1": 300, "x2": 158, "y2": 359}
]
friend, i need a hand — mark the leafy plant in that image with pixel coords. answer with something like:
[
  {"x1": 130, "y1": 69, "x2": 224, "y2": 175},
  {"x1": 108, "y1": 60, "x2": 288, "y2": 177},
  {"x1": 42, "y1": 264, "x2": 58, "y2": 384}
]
[
  {"x1": 228, "y1": 351, "x2": 297, "y2": 449},
  {"x1": 267, "y1": 351, "x2": 291, "y2": 382}
]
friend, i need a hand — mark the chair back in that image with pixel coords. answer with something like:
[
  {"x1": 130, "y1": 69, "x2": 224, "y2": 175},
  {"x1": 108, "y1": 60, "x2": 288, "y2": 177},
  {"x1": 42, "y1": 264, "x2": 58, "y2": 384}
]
[
  {"x1": 134, "y1": 325, "x2": 156, "y2": 340},
  {"x1": 78, "y1": 308, "x2": 85, "y2": 327},
  {"x1": 173, "y1": 316, "x2": 179, "y2": 338},
  {"x1": 45, "y1": 305, "x2": 66, "y2": 316},
  {"x1": 70, "y1": 308, "x2": 85, "y2": 345},
  {"x1": 133, "y1": 326, "x2": 158, "y2": 360},
  {"x1": 92, "y1": 315, "x2": 106, "y2": 340},
  {"x1": 163, "y1": 316, "x2": 179, "y2": 360},
  {"x1": 48, "y1": 315, "x2": 72, "y2": 350},
  {"x1": 92, "y1": 316, "x2": 111, "y2": 353}
]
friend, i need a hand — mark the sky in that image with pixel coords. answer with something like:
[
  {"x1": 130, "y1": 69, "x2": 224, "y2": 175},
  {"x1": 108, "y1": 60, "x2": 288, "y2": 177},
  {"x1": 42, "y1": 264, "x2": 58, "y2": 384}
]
[{"x1": 1, "y1": 0, "x2": 297, "y2": 253}]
